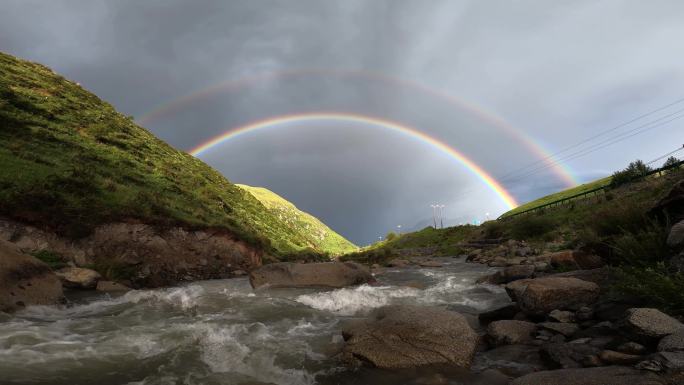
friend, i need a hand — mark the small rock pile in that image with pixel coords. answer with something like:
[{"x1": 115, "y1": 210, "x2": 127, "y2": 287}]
[{"x1": 476, "y1": 270, "x2": 684, "y2": 383}]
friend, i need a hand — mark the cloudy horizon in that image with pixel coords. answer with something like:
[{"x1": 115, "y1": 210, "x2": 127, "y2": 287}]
[{"x1": 2, "y1": 0, "x2": 683, "y2": 244}]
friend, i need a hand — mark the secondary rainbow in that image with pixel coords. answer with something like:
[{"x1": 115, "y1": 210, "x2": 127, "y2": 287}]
[
  {"x1": 138, "y1": 68, "x2": 577, "y2": 187},
  {"x1": 189, "y1": 112, "x2": 519, "y2": 209}
]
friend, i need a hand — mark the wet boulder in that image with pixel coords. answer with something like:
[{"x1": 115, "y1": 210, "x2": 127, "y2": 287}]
[
  {"x1": 249, "y1": 261, "x2": 373, "y2": 289},
  {"x1": 487, "y1": 320, "x2": 537, "y2": 346},
  {"x1": 620, "y1": 308, "x2": 684, "y2": 344},
  {"x1": 508, "y1": 277, "x2": 600, "y2": 315},
  {"x1": 341, "y1": 305, "x2": 479, "y2": 369},
  {"x1": 55, "y1": 267, "x2": 102, "y2": 289},
  {"x1": 511, "y1": 366, "x2": 666, "y2": 385},
  {"x1": 0, "y1": 240, "x2": 64, "y2": 312}
]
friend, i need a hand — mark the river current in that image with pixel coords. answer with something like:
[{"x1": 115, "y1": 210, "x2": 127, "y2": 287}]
[{"x1": 0, "y1": 257, "x2": 513, "y2": 385}]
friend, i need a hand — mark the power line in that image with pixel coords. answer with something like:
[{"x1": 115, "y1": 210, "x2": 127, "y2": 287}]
[
  {"x1": 498, "y1": 97, "x2": 684, "y2": 180},
  {"x1": 646, "y1": 145, "x2": 684, "y2": 166},
  {"x1": 506, "y1": 115, "x2": 684, "y2": 181},
  {"x1": 501, "y1": 110, "x2": 684, "y2": 182}
]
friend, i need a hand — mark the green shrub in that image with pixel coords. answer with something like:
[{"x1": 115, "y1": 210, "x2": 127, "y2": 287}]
[
  {"x1": 509, "y1": 215, "x2": 557, "y2": 240},
  {"x1": 482, "y1": 220, "x2": 506, "y2": 239},
  {"x1": 612, "y1": 264, "x2": 684, "y2": 315},
  {"x1": 385, "y1": 232, "x2": 398, "y2": 241},
  {"x1": 609, "y1": 220, "x2": 670, "y2": 266},
  {"x1": 586, "y1": 203, "x2": 649, "y2": 237}
]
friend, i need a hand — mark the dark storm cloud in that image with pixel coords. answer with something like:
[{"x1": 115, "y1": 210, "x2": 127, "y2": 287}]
[{"x1": 2, "y1": 1, "x2": 684, "y2": 244}]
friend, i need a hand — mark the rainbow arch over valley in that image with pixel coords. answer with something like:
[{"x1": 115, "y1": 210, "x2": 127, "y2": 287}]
[
  {"x1": 138, "y1": 69, "x2": 578, "y2": 187},
  {"x1": 188, "y1": 112, "x2": 519, "y2": 210}
]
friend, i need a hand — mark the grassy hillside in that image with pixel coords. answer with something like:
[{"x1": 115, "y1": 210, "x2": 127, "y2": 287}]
[
  {"x1": 238, "y1": 184, "x2": 357, "y2": 255},
  {"x1": 501, "y1": 176, "x2": 612, "y2": 217},
  {"x1": 0, "y1": 51, "x2": 322, "y2": 255}
]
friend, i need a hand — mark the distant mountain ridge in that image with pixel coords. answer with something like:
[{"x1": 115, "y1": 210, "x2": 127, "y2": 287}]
[{"x1": 237, "y1": 185, "x2": 358, "y2": 255}]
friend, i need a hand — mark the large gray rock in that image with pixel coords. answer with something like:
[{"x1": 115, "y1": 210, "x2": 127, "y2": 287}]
[
  {"x1": 511, "y1": 366, "x2": 666, "y2": 385},
  {"x1": 249, "y1": 261, "x2": 373, "y2": 289},
  {"x1": 55, "y1": 267, "x2": 101, "y2": 289},
  {"x1": 658, "y1": 328, "x2": 684, "y2": 352},
  {"x1": 507, "y1": 277, "x2": 600, "y2": 315},
  {"x1": 341, "y1": 305, "x2": 479, "y2": 369},
  {"x1": 487, "y1": 320, "x2": 537, "y2": 346},
  {"x1": 621, "y1": 308, "x2": 684, "y2": 343},
  {"x1": 0, "y1": 240, "x2": 64, "y2": 312},
  {"x1": 668, "y1": 220, "x2": 684, "y2": 249}
]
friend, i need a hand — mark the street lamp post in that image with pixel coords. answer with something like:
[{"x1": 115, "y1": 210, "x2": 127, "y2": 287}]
[{"x1": 430, "y1": 204, "x2": 438, "y2": 228}]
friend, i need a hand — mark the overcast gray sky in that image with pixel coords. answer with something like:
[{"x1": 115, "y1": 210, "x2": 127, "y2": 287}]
[{"x1": 2, "y1": 0, "x2": 684, "y2": 245}]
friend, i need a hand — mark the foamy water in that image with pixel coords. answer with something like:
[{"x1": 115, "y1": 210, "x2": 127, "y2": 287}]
[{"x1": 0, "y1": 257, "x2": 509, "y2": 385}]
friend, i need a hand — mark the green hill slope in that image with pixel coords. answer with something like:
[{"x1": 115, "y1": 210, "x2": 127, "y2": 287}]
[
  {"x1": 238, "y1": 185, "x2": 358, "y2": 255},
  {"x1": 0, "y1": 51, "x2": 321, "y2": 255},
  {"x1": 501, "y1": 176, "x2": 612, "y2": 217}
]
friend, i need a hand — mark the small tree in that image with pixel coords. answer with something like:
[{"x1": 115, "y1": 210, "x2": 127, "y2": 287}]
[
  {"x1": 610, "y1": 160, "x2": 652, "y2": 188},
  {"x1": 663, "y1": 156, "x2": 681, "y2": 171}
]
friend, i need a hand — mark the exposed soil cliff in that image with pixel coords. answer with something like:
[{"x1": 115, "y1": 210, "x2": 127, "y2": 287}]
[{"x1": 0, "y1": 217, "x2": 263, "y2": 288}]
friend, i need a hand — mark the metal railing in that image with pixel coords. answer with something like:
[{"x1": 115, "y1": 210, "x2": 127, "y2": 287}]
[{"x1": 500, "y1": 159, "x2": 684, "y2": 219}]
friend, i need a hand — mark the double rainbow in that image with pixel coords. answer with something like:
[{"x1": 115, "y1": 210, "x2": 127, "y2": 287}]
[
  {"x1": 189, "y1": 112, "x2": 519, "y2": 210},
  {"x1": 138, "y1": 68, "x2": 577, "y2": 187}
]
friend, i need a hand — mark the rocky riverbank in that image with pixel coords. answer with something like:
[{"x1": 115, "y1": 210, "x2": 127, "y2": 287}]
[{"x1": 0, "y1": 217, "x2": 262, "y2": 290}]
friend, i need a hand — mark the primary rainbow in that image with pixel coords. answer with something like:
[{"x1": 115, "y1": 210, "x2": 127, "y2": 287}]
[{"x1": 189, "y1": 112, "x2": 519, "y2": 209}]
